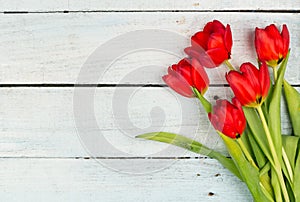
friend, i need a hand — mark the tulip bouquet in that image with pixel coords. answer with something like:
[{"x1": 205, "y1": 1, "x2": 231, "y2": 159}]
[{"x1": 137, "y1": 20, "x2": 300, "y2": 202}]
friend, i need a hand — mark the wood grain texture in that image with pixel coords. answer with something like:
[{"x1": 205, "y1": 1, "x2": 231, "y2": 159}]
[
  {"x1": 0, "y1": 13, "x2": 299, "y2": 84},
  {"x1": 0, "y1": 87, "x2": 295, "y2": 158},
  {"x1": 0, "y1": 158, "x2": 252, "y2": 201},
  {"x1": 0, "y1": 2, "x2": 299, "y2": 201},
  {"x1": 0, "y1": 0, "x2": 299, "y2": 12}
]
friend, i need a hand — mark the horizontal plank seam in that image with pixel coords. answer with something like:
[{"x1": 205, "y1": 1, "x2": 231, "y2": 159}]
[
  {"x1": 0, "y1": 84, "x2": 299, "y2": 88},
  {"x1": 0, "y1": 156, "x2": 223, "y2": 159},
  {"x1": 0, "y1": 83, "x2": 226, "y2": 87},
  {"x1": 2, "y1": 10, "x2": 300, "y2": 14}
]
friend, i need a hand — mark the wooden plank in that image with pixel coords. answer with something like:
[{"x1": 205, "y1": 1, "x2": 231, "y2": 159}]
[
  {"x1": 0, "y1": 87, "x2": 295, "y2": 157},
  {"x1": 0, "y1": 0, "x2": 299, "y2": 12},
  {"x1": 0, "y1": 158, "x2": 252, "y2": 201},
  {"x1": 0, "y1": 13, "x2": 299, "y2": 85}
]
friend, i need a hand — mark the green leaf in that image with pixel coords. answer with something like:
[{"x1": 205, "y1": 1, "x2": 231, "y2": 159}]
[
  {"x1": 283, "y1": 80, "x2": 300, "y2": 137},
  {"x1": 245, "y1": 127, "x2": 267, "y2": 168},
  {"x1": 260, "y1": 182, "x2": 275, "y2": 202},
  {"x1": 271, "y1": 167, "x2": 283, "y2": 202},
  {"x1": 286, "y1": 177, "x2": 296, "y2": 202},
  {"x1": 259, "y1": 162, "x2": 274, "y2": 200},
  {"x1": 294, "y1": 143, "x2": 300, "y2": 202},
  {"x1": 267, "y1": 54, "x2": 289, "y2": 158},
  {"x1": 193, "y1": 88, "x2": 211, "y2": 113},
  {"x1": 282, "y1": 135, "x2": 299, "y2": 171},
  {"x1": 264, "y1": 85, "x2": 274, "y2": 112},
  {"x1": 243, "y1": 107, "x2": 273, "y2": 166},
  {"x1": 240, "y1": 131, "x2": 255, "y2": 159},
  {"x1": 282, "y1": 135, "x2": 300, "y2": 201},
  {"x1": 220, "y1": 132, "x2": 272, "y2": 202},
  {"x1": 136, "y1": 132, "x2": 241, "y2": 180}
]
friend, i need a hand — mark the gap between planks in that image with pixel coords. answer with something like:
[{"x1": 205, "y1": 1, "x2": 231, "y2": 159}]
[
  {"x1": 0, "y1": 156, "x2": 213, "y2": 159},
  {"x1": 0, "y1": 84, "x2": 298, "y2": 87},
  {"x1": 2, "y1": 10, "x2": 300, "y2": 14}
]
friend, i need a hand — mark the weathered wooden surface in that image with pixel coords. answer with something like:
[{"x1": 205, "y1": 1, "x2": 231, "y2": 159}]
[
  {"x1": 0, "y1": 87, "x2": 295, "y2": 158},
  {"x1": 0, "y1": 159, "x2": 252, "y2": 201},
  {"x1": 0, "y1": 1, "x2": 299, "y2": 201},
  {"x1": 0, "y1": 13, "x2": 299, "y2": 84},
  {"x1": 0, "y1": 0, "x2": 299, "y2": 12}
]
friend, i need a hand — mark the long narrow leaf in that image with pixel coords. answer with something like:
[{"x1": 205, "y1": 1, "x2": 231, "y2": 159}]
[
  {"x1": 136, "y1": 132, "x2": 242, "y2": 180},
  {"x1": 241, "y1": 130, "x2": 255, "y2": 159},
  {"x1": 271, "y1": 168, "x2": 283, "y2": 202},
  {"x1": 245, "y1": 127, "x2": 267, "y2": 168},
  {"x1": 268, "y1": 54, "x2": 289, "y2": 158},
  {"x1": 193, "y1": 88, "x2": 212, "y2": 113},
  {"x1": 259, "y1": 162, "x2": 274, "y2": 200},
  {"x1": 294, "y1": 143, "x2": 300, "y2": 202},
  {"x1": 243, "y1": 107, "x2": 273, "y2": 165},
  {"x1": 282, "y1": 135, "x2": 299, "y2": 171},
  {"x1": 220, "y1": 133, "x2": 272, "y2": 202},
  {"x1": 283, "y1": 80, "x2": 300, "y2": 137}
]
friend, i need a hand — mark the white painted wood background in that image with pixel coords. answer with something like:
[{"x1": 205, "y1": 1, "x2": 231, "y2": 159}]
[{"x1": 0, "y1": 1, "x2": 299, "y2": 201}]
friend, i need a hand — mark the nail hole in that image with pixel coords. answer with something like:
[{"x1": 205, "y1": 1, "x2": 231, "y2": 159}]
[{"x1": 213, "y1": 95, "x2": 219, "y2": 100}]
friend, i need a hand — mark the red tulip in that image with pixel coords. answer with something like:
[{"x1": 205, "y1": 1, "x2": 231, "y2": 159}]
[
  {"x1": 184, "y1": 20, "x2": 232, "y2": 68},
  {"x1": 208, "y1": 98, "x2": 246, "y2": 139},
  {"x1": 255, "y1": 24, "x2": 289, "y2": 67},
  {"x1": 162, "y1": 58, "x2": 209, "y2": 97},
  {"x1": 226, "y1": 62, "x2": 270, "y2": 107}
]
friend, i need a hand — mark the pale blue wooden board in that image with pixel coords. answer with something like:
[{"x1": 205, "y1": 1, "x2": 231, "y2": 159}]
[
  {"x1": 0, "y1": 1, "x2": 299, "y2": 201},
  {"x1": 0, "y1": 159, "x2": 252, "y2": 202},
  {"x1": 0, "y1": 0, "x2": 299, "y2": 11},
  {"x1": 0, "y1": 12, "x2": 299, "y2": 84}
]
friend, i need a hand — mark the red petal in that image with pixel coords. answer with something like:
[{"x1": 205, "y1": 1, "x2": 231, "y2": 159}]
[
  {"x1": 240, "y1": 63, "x2": 260, "y2": 95},
  {"x1": 191, "y1": 59, "x2": 209, "y2": 94},
  {"x1": 205, "y1": 48, "x2": 229, "y2": 67},
  {"x1": 232, "y1": 97, "x2": 242, "y2": 110},
  {"x1": 207, "y1": 33, "x2": 226, "y2": 50},
  {"x1": 224, "y1": 24, "x2": 233, "y2": 53},
  {"x1": 226, "y1": 71, "x2": 257, "y2": 106},
  {"x1": 281, "y1": 24, "x2": 290, "y2": 57},
  {"x1": 232, "y1": 108, "x2": 246, "y2": 135},
  {"x1": 259, "y1": 62, "x2": 271, "y2": 99},
  {"x1": 224, "y1": 105, "x2": 234, "y2": 125},
  {"x1": 195, "y1": 52, "x2": 216, "y2": 68},
  {"x1": 184, "y1": 47, "x2": 202, "y2": 60},
  {"x1": 175, "y1": 59, "x2": 193, "y2": 85},
  {"x1": 210, "y1": 20, "x2": 226, "y2": 35},
  {"x1": 255, "y1": 27, "x2": 278, "y2": 61},
  {"x1": 203, "y1": 22, "x2": 213, "y2": 33},
  {"x1": 191, "y1": 32, "x2": 210, "y2": 51},
  {"x1": 163, "y1": 68, "x2": 194, "y2": 98},
  {"x1": 222, "y1": 125, "x2": 237, "y2": 139},
  {"x1": 208, "y1": 113, "x2": 222, "y2": 132},
  {"x1": 265, "y1": 24, "x2": 284, "y2": 56},
  {"x1": 210, "y1": 98, "x2": 244, "y2": 138}
]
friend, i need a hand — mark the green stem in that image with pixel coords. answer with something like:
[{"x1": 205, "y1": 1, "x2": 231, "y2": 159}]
[
  {"x1": 257, "y1": 106, "x2": 290, "y2": 202},
  {"x1": 272, "y1": 66, "x2": 278, "y2": 82},
  {"x1": 282, "y1": 147, "x2": 294, "y2": 183},
  {"x1": 193, "y1": 88, "x2": 211, "y2": 113},
  {"x1": 236, "y1": 138, "x2": 258, "y2": 169},
  {"x1": 224, "y1": 60, "x2": 235, "y2": 71}
]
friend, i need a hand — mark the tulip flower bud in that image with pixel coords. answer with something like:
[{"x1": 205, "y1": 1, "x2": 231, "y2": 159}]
[
  {"x1": 208, "y1": 98, "x2": 246, "y2": 139},
  {"x1": 255, "y1": 24, "x2": 289, "y2": 68},
  {"x1": 162, "y1": 58, "x2": 209, "y2": 98},
  {"x1": 226, "y1": 62, "x2": 270, "y2": 107},
  {"x1": 184, "y1": 20, "x2": 232, "y2": 68}
]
